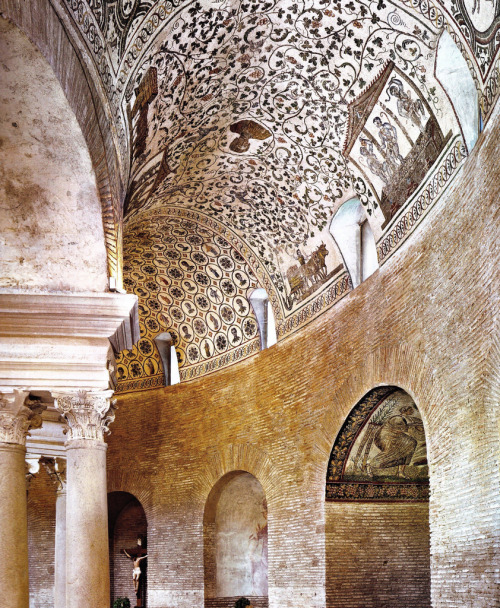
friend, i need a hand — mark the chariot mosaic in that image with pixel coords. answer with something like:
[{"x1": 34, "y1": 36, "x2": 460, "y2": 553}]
[{"x1": 55, "y1": 0, "x2": 492, "y2": 385}]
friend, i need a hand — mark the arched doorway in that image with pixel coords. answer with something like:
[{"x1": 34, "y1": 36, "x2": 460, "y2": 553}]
[
  {"x1": 108, "y1": 492, "x2": 148, "y2": 607},
  {"x1": 204, "y1": 471, "x2": 268, "y2": 608},
  {"x1": 325, "y1": 386, "x2": 430, "y2": 608}
]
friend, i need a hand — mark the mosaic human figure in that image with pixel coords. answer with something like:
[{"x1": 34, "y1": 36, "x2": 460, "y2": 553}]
[
  {"x1": 373, "y1": 115, "x2": 403, "y2": 170},
  {"x1": 366, "y1": 405, "x2": 422, "y2": 478},
  {"x1": 387, "y1": 78, "x2": 425, "y2": 132},
  {"x1": 359, "y1": 138, "x2": 392, "y2": 185}
]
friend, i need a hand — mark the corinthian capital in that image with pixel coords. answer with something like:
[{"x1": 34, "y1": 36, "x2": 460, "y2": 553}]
[
  {"x1": 0, "y1": 389, "x2": 46, "y2": 446},
  {"x1": 53, "y1": 390, "x2": 116, "y2": 442}
]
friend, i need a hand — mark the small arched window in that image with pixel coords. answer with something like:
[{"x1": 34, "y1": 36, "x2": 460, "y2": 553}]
[
  {"x1": 153, "y1": 332, "x2": 180, "y2": 385},
  {"x1": 330, "y1": 198, "x2": 378, "y2": 288},
  {"x1": 435, "y1": 30, "x2": 479, "y2": 152},
  {"x1": 249, "y1": 288, "x2": 277, "y2": 350}
]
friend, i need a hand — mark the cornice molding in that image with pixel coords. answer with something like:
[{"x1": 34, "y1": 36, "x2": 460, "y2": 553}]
[
  {"x1": 0, "y1": 292, "x2": 139, "y2": 391},
  {"x1": 0, "y1": 293, "x2": 139, "y2": 345}
]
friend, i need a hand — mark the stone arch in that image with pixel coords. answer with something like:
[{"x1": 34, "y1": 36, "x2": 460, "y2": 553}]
[
  {"x1": 324, "y1": 386, "x2": 431, "y2": 608},
  {"x1": 107, "y1": 468, "x2": 155, "y2": 525},
  {"x1": 1, "y1": 1, "x2": 124, "y2": 284},
  {"x1": 194, "y1": 443, "x2": 280, "y2": 506},
  {"x1": 0, "y1": 15, "x2": 109, "y2": 292}
]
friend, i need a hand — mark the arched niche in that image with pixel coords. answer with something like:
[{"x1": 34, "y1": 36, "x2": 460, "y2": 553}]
[
  {"x1": 435, "y1": 30, "x2": 479, "y2": 153},
  {"x1": 325, "y1": 386, "x2": 430, "y2": 608},
  {"x1": 330, "y1": 199, "x2": 378, "y2": 288},
  {"x1": 0, "y1": 16, "x2": 108, "y2": 292},
  {"x1": 204, "y1": 471, "x2": 268, "y2": 608},
  {"x1": 108, "y1": 491, "x2": 148, "y2": 607}
]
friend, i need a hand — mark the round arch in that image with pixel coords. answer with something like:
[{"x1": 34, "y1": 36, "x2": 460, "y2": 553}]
[
  {"x1": 108, "y1": 491, "x2": 148, "y2": 607},
  {"x1": 1, "y1": 1, "x2": 124, "y2": 284},
  {"x1": 0, "y1": 15, "x2": 109, "y2": 292},
  {"x1": 324, "y1": 386, "x2": 431, "y2": 608},
  {"x1": 204, "y1": 471, "x2": 268, "y2": 608}
]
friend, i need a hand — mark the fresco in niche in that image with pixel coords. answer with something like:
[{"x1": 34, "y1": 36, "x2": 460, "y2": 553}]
[
  {"x1": 344, "y1": 61, "x2": 452, "y2": 226},
  {"x1": 215, "y1": 474, "x2": 268, "y2": 597},
  {"x1": 326, "y1": 387, "x2": 429, "y2": 501},
  {"x1": 115, "y1": 212, "x2": 263, "y2": 392}
]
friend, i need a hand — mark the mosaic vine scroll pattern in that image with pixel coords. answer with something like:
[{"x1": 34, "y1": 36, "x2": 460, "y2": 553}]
[{"x1": 115, "y1": 213, "x2": 263, "y2": 392}]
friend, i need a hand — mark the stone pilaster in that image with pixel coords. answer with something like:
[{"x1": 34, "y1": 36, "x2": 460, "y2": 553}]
[
  {"x1": 0, "y1": 389, "x2": 46, "y2": 608},
  {"x1": 53, "y1": 389, "x2": 115, "y2": 608}
]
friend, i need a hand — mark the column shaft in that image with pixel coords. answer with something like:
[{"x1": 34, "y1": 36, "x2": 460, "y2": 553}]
[
  {"x1": 66, "y1": 440, "x2": 109, "y2": 607},
  {"x1": 55, "y1": 488, "x2": 67, "y2": 608},
  {"x1": 0, "y1": 443, "x2": 29, "y2": 608}
]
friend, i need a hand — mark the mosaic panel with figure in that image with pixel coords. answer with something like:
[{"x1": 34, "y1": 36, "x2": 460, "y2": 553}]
[
  {"x1": 115, "y1": 213, "x2": 262, "y2": 392},
  {"x1": 326, "y1": 387, "x2": 429, "y2": 501}
]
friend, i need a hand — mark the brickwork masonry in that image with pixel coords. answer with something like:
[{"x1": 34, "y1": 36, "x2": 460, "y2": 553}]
[{"x1": 106, "y1": 98, "x2": 500, "y2": 608}]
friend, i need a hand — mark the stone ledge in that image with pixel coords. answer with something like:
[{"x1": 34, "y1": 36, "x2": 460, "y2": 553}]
[{"x1": 0, "y1": 292, "x2": 139, "y2": 390}]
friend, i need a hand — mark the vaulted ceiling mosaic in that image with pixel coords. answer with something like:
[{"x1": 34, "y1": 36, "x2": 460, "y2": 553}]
[{"x1": 58, "y1": 0, "x2": 500, "y2": 388}]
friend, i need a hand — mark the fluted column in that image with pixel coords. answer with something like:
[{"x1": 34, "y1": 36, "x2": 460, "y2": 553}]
[
  {"x1": 54, "y1": 390, "x2": 115, "y2": 608},
  {"x1": 42, "y1": 457, "x2": 67, "y2": 608},
  {"x1": 0, "y1": 389, "x2": 45, "y2": 608}
]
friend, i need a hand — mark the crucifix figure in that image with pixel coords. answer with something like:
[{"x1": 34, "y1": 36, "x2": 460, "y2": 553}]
[{"x1": 121, "y1": 537, "x2": 148, "y2": 603}]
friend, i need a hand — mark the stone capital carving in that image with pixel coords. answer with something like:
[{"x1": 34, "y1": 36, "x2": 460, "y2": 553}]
[
  {"x1": 41, "y1": 456, "x2": 67, "y2": 494},
  {"x1": 53, "y1": 390, "x2": 116, "y2": 442},
  {"x1": 0, "y1": 389, "x2": 46, "y2": 446}
]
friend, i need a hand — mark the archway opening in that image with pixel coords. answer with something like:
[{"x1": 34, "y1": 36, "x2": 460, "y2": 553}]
[
  {"x1": 325, "y1": 387, "x2": 430, "y2": 608},
  {"x1": 0, "y1": 16, "x2": 108, "y2": 293},
  {"x1": 108, "y1": 491, "x2": 148, "y2": 607},
  {"x1": 204, "y1": 471, "x2": 268, "y2": 608}
]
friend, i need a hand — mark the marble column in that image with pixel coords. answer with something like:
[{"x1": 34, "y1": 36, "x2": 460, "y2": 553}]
[
  {"x1": 42, "y1": 457, "x2": 67, "y2": 608},
  {"x1": 54, "y1": 390, "x2": 115, "y2": 608},
  {"x1": 0, "y1": 389, "x2": 45, "y2": 608}
]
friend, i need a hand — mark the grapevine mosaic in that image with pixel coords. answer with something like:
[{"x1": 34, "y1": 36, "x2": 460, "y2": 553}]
[{"x1": 54, "y1": 0, "x2": 493, "y2": 387}]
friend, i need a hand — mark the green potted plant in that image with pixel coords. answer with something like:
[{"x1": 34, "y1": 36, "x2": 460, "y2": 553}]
[{"x1": 113, "y1": 598, "x2": 131, "y2": 608}]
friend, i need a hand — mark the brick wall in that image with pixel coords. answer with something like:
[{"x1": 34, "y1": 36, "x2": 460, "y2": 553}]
[
  {"x1": 325, "y1": 503, "x2": 430, "y2": 608},
  {"x1": 107, "y1": 102, "x2": 500, "y2": 608},
  {"x1": 27, "y1": 467, "x2": 56, "y2": 608}
]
